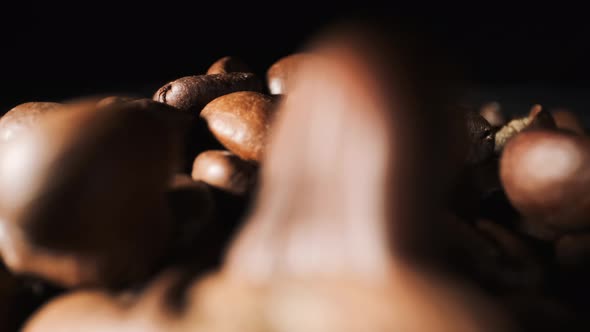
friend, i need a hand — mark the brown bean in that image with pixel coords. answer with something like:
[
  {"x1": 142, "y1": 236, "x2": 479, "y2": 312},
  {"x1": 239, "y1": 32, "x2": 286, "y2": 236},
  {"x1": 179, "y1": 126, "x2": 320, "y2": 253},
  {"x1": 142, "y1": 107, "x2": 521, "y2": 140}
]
[
  {"x1": 201, "y1": 91, "x2": 276, "y2": 161},
  {"x1": 223, "y1": 25, "x2": 513, "y2": 332},
  {"x1": 479, "y1": 101, "x2": 506, "y2": 128},
  {"x1": 500, "y1": 130, "x2": 590, "y2": 231},
  {"x1": 153, "y1": 73, "x2": 263, "y2": 114},
  {"x1": 551, "y1": 109, "x2": 586, "y2": 135},
  {"x1": 206, "y1": 56, "x2": 251, "y2": 75},
  {"x1": 191, "y1": 150, "x2": 256, "y2": 195},
  {"x1": 495, "y1": 106, "x2": 556, "y2": 153},
  {"x1": 24, "y1": 24, "x2": 514, "y2": 332},
  {"x1": 0, "y1": 101, "x2": 182, "y2": 288},
  {"x1": 0, "y1": 102, "x2": 62, "y2": 141},
  {"x1": 266, "y1": 53, "x2": 311, "y2": 94},
  {"x1": 95, "y1": 96, "x2": 136, "y2": 108},
  {"x1": 465, "y1": 111, "x2": 495, "y2": 164}
]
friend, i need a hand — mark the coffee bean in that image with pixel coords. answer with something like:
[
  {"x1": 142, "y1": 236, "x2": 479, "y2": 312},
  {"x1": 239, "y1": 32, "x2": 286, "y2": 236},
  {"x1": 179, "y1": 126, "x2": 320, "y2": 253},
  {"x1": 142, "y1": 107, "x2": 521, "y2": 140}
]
[
  {"x1": 223, "y1": 25, "x2": 513, "y2": 332},
  {"x1": 465, "y1": 111, "x2": 495, "y2": 164},
  {"x1": 19, "y1": 23, "x2": 519, "y2": 332},
  {"x1": 206, "y1": 56, "x2": 252, "y2": 75},
  {"x1": 154, "y1": 73, "x2": 264, "y2": 114},
  {"x1": 266, "y1": 53, "x2": 310, "y2": 94},
  {"x1": 0, "y1": 102, "x2": 62, "y2": 141},
  {"x1": 191, "y1": 150, "x2": 256, "y2": 195},
  {"x1": 479, "y1": 101, "x2": 506, "y2": 128},
  {"x1": 551, "y1": 109, "x2": 586, "y2": 135},
  {"x1": 500, "y1": 130, "x2": 590, "y2": 231},
  {"x1": 95, "y1": 96, "x2": 136, "y2": 108},
  {"x1": 495, "y1": 105, "x2": 556, "y2": 153},
  {"x1": 201, "y1": 91, "x2": 277, "y2": 161},
  {"x1": 0, "y1": 101, "x2": 183, "y2": 288},
  {"x1": 527, "y1": 105, "x2": 556, "y2": 130}
]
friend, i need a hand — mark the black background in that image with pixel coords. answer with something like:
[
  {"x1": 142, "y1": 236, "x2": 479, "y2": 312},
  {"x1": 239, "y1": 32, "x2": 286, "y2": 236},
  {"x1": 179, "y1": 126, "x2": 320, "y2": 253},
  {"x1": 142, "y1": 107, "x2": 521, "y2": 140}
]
[{"x1": 2, "y1": 4, "x2": 589, "y2": 121}]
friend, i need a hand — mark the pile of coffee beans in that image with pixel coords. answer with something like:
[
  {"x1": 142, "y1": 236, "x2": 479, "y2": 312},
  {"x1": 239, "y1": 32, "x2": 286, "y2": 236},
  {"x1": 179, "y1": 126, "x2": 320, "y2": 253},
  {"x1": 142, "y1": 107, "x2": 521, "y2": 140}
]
[{"x1": 0, "y1": 23, "x2": 589, "y2": 331}]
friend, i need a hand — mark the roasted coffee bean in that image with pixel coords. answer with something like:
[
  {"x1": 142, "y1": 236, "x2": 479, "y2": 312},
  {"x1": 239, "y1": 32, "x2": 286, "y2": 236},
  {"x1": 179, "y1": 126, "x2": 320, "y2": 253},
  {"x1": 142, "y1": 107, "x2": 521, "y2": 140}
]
[
  {"x1": 495, "y1": 106, "x2": 556, "y2": 153},
  {"x1": 96, "y1": 96, "x2": 136, "y2": 107},
  {"x1": 551, "y1": 109, "x2": 586, "y2": 135},
  {"x1": 479, "y1": 101, "x2": 506, "y2": 128},
  {"x1": 154, "y1": 73, "x2": 263, "y2": 114},
  {"x1": 500, "y1": 130, "x2": 590, "y2": 231},
  {"x1": 23, "y1": 24, "x2": 514, "y2": 332},
  {"x1": 465, "y1": 111, "x2": 495, "y2": 164},
  {"x1": 266, "y1": 53, "x2": 310, "y2": 94},
  {"x1": 527, "y1": 105, "x2": 557, "y2": 129},
  {"x1": 0, "y1": 102, "x2": 62, "y2": 141},
  {"x1": 201, "y1": 91, "x2": 277, "y2": 161},
  {"x1": 224, "y1": 25, "x2": 513, "y2": 332},
  {"x1": 191, "y1": 150, "x2": 256, "y2": 195},
  {"x1": 0, "y1": 101, "x2": 182, "y2": 288},
  {"x1": 206, "y1": 56, "x2": 252, "y2": 75}
]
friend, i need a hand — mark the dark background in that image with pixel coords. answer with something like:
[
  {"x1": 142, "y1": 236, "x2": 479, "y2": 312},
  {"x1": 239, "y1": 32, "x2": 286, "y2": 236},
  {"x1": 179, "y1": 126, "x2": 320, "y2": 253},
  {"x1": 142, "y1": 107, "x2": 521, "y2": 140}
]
[{"x1": 2, "y1": 4, "x2": 589, "y2": 122}]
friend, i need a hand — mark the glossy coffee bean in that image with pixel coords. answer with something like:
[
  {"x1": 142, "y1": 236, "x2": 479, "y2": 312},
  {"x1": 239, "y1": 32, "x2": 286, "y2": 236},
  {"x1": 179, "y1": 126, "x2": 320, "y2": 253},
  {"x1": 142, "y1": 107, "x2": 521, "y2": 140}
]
[
  {"x1": 0, "y1": 102, "x2": 62, "y2": 141},
  {"x1": 479, "y1": 101, "x2": 506, "y2": 128},
  {"x1": 0, "y1": 101, "x2": 182, "y2": 288},
  {"x1": 500, "y1": 130, "x2": 590, "y2": 231},
  {"x1": 495, "y1": 106, "x2": 556, "y2": 153},
  {"x1": 527, "y1": 105, "x2": 556, "y2": 129},
  {"x1": 551, "y1": 109, "x2": 585, "y2": 135},
  {"x1": 266, "y1": 53, "x2": 310, "y2": 94},
  {"x1": 191, "y1": 150, "x2": 256, "y2": 195},
  {"x1": 154, "y1": 73, "x2": 263, "y2": 114},
  {"x1": 201, "y1": 91, "x2": 277, "y2": 161},
  {"x1": 96, "y1": 96, "x2": 136, "y2": 108},
  {"x1": 206, "y1": 56, "x2": 251, "y2": 75},
  {"x1": 465, "y1": 111, "x2": 494, "y2": 164}
]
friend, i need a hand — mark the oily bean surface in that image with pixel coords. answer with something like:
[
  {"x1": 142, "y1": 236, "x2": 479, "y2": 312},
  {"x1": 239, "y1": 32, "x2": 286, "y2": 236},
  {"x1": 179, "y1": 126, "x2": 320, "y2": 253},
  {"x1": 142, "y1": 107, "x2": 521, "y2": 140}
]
[
  {"x1": 191, "y1": 150, "x2": 256, "y2": 195},
  {"x1": 0, "y1": 102, "x2": 63, "y2": 141},
  {"x1": 266, "y1": 53, "x2": 310, "y2": 94},
  {"x1": 0, "y1": 101, "x2": 181, "y2": 287},
  {"x1": 500, "y1": 130, "x2": 590, "y2": 231},
  {"x1": 154, "y1": 73, "x2": 263, "y2": 114},
  {"x1": 206, "y1": 56, "x2": 252, "y2": 75},
  {"x1": 201, "y1": 91, "x2": 276, "y2": 161}
]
